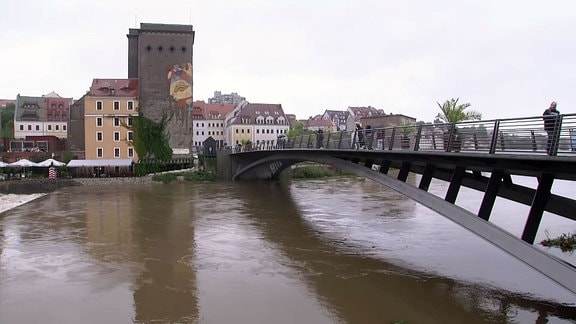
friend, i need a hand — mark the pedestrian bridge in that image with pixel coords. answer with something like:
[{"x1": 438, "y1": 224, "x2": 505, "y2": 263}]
[{"x1": 226, "y1": 114, "x2": 576, "y2": 295}]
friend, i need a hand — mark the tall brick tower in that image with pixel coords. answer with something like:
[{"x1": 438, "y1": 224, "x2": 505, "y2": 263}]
[{"x1": 127, "y1": 23, "x2": 195, "y2": 156}]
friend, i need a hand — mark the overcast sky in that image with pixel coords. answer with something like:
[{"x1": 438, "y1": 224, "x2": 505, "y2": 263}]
[{"x1": 1, "y1": 0, "x2": 575, "y2": 122}]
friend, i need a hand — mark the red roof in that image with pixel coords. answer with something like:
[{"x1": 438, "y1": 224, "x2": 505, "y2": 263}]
[
  {"x1": 89, "y1": 79, "x2": 138, "y2": 97},
  {"x1": 306, "y1": 119, "x2": 334, "y2": 127},
  {"x1": 193, "y1": 101, "x2": 236, "y2": 119}
]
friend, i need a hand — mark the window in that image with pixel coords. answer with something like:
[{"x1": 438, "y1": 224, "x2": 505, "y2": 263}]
[
  {"x1": 27, "y1": 125, "x2": 31, "y2": 131},
  {"x1": 114, "y1": 117, "x2": 120, "y2": 127},
  {"x1": 63, "y1": 125, "x2": 67, "y2": 131},
  {"x1": 128, "y1": 101, "x2": 134, "y2": 110},
  {"x1": 128, "y1": 131, "x2": 133, "y2": 141},
  {"x1": 96, "y1": 117, "x2": 103, "y2": 127},
  {"x1": 35, "y1": 125, "x2": 40, "y2": 131},
  {"x1": 56, "y1": 125, "x2": 59, "y2": 131},
  {"x1": 96, "y1": 101, "x2": 103, "y2": 110},
  {"x1": 48, "y1": 125, "x2": 52, "y2": 131},
  {"x1": 114, "y1": 147, "x2": 120, "y2": 158},
  {"x1": 97, "y1": 132, "x2": 103, "y2": 141},
  {"x1": 127, "y1": 117, "x2": 133, "y2": 126},
  {"x1": 114, "y1": 131, "x2": 120, "y2": 142},
  {"x1": 128, "y1": 147, "x2": 134, "y2": 158},
  {"x1": 97, "y1": 148, "x2": 103, "y2": 158},
  {"x1": 113, "y1": 101, "x2": 120, "y2": 110},
  {"x1": 19, "y1": 125, "x2": 23, "y2": 131}
]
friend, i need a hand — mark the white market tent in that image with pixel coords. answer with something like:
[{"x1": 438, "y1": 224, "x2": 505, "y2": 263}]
[
  {"x1": 66, "y1": 159, "x2": 135, "y2": 177},
  {"x1": 37, "y1": 158, "x2": 66, "y2": 167},
  {"x1": 0, "y1": 161, "x2": 9, "y2": 167},
  {"x1": 9, "y1": 159, "x2": 39, "y2": 167},
  {"x1": 66, "y1": 159, "x2": 134, "y2": 167}
]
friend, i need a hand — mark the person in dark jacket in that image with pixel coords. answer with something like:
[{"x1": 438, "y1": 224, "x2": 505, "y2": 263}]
[
  {"x1": 355, "y1": 124, "x2": 364, "y2": 149},
  {"x1": 364, "y1": 125, "x2": 373, "y2": 150},
  {"x1": 543, "y1": 101, "x2": 561, "y2": 155},
  {"x1": 316, "y1": 129, "x2": 324, "y2": 148}
]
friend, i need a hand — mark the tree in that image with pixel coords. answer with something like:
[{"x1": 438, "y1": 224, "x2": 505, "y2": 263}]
[
  {"x1": 287, "y1": 121, "x2": 313, "y2": 137},
  {"x1": 435, "y1": 98, "x2": 481, "y2": 124},
  {"x1": 131, "y1": 112, "x2": 173, "y2": 160},
  {"x1": 1, "y1": 103, "x2": 15, "y2": 138}
]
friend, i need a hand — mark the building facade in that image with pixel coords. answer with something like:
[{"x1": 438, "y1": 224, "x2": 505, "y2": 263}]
[
  {"x1": 14, "y1": 93, "x2": 72, "y2": 140},
  {"x1": 127, "y1": 23, "x2": 195, "y2": 156},
  {"x1": 225, "y1": 102, "x2": 290, "y2": 149},
  {"x1": 83, "y1": 79, "x2": 138, "y2": 160},
  {"x1": 208, "y1": 91, "x2": 246, "y2": 105},
  {"x1": 192, "y1": 101, "x2": 236, "y2": 149}
]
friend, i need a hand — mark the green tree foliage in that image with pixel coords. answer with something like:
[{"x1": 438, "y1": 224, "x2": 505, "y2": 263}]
[
  {"x1": 436, "y1": 98, "x2": 481, "y2": 124},
  {"x1": 287, "y1": 121, "x2": 313, "y2": 137},
  {"x1": 1, "y1": 103, "x2": 15, "y2": 138},
  {"x1": 132, "y1": 113, "x2": 172, "y2": 160}
]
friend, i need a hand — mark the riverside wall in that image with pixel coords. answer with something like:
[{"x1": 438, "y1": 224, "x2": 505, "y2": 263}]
[{"x1": 0, "y1": 176, "x2": 156, "y2": 194}]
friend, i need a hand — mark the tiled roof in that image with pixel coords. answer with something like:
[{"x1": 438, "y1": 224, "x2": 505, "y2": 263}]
[
  {"x1": 348, "y1": 106, "x2": 385, "y2": 119},
  {"x1": 43, "y1": 91, "x2": 62, "y2": 98},
  {"x1": 193, "y1": 101, "x2": 236, "y2": 119},
  {"x1": 227, "y1": 103, "x2": 286, "y2": 126},
  {"x1": 89, "y1": 79, "x2": 138, "y2": 97},
  {"x1": 305, "y1": 119, "x2": 335, "y2": 127}
]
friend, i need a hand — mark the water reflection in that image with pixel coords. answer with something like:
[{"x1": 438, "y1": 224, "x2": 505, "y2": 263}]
[{"x1": 130, "y1": 184, "x2": 198, "y2": 323}]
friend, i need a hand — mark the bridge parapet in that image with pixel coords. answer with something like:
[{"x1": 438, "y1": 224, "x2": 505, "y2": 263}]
[{"x1": 268, "y1": 114, "x2": 576, "y2": 156}]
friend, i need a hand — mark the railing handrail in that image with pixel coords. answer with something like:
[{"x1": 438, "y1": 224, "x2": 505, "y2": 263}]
[{"x1": 229, "y1": 114, "x2": 576, "y2": 157}]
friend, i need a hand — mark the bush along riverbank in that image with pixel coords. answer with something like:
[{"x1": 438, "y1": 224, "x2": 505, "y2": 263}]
[
  {"x1": 291, "y1": 164, "x2": 353, "y2": 179},
  {"x1": 151, "y1": 170, "x2": 217, "y2": 183}
]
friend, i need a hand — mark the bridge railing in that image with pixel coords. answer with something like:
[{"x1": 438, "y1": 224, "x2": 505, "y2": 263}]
[{"x1": 281, "y1": 113, "x2": 576, "y2": 156}]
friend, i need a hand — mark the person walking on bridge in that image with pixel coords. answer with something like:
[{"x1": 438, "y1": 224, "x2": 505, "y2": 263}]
[{"x1": 543, "y1": 101, "x2": 561, "y2": 155}]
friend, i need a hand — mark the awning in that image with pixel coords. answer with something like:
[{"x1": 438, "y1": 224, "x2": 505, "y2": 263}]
[{"x1": 66, "y1": 159, "x2": 134, "y2": 167}]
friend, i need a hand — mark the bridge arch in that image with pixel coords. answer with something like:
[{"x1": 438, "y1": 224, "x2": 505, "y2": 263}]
[{"x1": 230, "y1": 150, "x2": 576, "y2": 295}]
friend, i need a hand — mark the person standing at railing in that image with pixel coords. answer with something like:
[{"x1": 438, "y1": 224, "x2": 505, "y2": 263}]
[
  {"x1": 365, "y1": 125, "x2": 373, "y2": 150},
  {"x1": 316, "y1": 129, "x2": 324, "y2": 148},
  {"x1": 355, "y1": 124, "x2": 365, "y2": 149},
  {"x1": 543, "y1": 101, "x2": 561, "y2": 155}
]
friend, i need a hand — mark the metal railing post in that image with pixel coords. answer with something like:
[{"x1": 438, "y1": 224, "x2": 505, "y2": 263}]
[
  {"x1": 414, "y1": 124, "x2": 423, "y2": 151},
  {"x1": 551, "y1": 115, "x2": 563, "y2": 156},
  {"x1": 489, "y1": 120, "x2": 500, "y2": 154}
]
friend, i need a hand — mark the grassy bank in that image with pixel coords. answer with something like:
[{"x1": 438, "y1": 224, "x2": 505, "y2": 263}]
[{"x1": 151, "y1": 170, "x2": 217, "y2": 183}]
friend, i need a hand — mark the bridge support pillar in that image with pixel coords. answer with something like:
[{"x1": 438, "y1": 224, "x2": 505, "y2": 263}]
[
  {"x1": 418, "y1": 164, "x2": 435, "y2": 191},
  {"x1": 522, "y1": 174, "x2": 555, "y2": 244},
  {"x1": 445, "y1": 166, "x2": 465, "y2": 204},
  {"x1": 477, "y1": 170, "x2": 504, "y2": 221}
]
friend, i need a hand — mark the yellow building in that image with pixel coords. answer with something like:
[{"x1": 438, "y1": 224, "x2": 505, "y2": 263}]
[{"x1": 84, "y1": 79, "x2": 139, "y2": 161}]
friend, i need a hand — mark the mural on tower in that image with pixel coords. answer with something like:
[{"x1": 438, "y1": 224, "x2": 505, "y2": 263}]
[{"x1": 167, "y1": 62, "x2": 193, "y2": 111}]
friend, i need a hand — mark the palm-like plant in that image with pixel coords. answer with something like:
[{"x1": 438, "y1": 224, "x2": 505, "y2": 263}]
[{"x1": 436, "y1": 98, "x2": 481, "y2": 124}]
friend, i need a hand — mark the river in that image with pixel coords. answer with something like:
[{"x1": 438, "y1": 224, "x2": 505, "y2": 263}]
[{"x1": 0, "y1": 175, "x2": 575, "y2": 323}]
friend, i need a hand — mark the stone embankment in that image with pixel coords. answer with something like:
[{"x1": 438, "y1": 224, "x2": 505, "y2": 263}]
[{"x1": 0, "y1": 176, "x2": 156, "y2": 194}]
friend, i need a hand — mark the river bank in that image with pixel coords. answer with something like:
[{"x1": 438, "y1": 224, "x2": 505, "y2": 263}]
[{"x1": 0, "y1": 176, "x2": 157, "y2": 215}]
